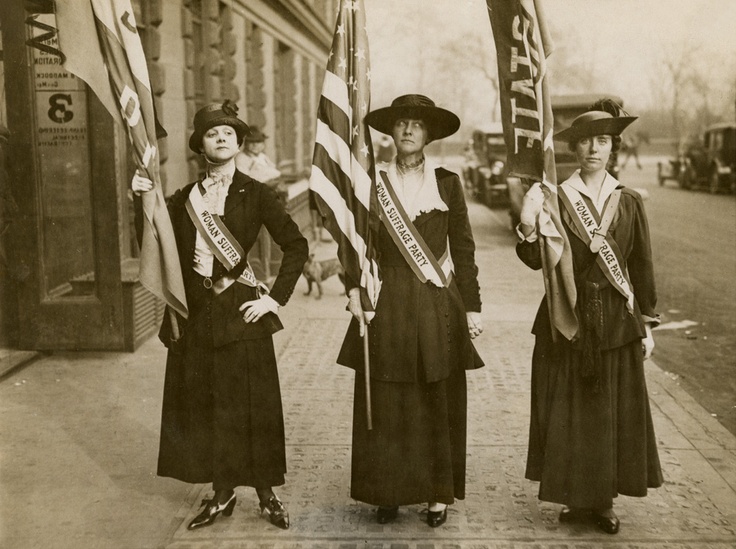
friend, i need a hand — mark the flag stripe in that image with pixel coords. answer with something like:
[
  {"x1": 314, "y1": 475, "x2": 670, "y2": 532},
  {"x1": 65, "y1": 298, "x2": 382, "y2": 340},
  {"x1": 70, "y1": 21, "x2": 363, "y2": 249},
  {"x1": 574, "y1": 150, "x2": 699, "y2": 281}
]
[
  {"x1": 314, "y1": 120, "x2": 372, "y2": 209},
  {"x1": 312, "y1": 144, "x2": 369, "y2": 226},
  {"x1": 316, "y1": 96, "x2": 352, "y2": 148},
  {"x1": 309, "y1": 0, "x2": 380, "y2": 310},
  {"x1": 320, "y1": 70, "x2": 354, "y2": 123}
]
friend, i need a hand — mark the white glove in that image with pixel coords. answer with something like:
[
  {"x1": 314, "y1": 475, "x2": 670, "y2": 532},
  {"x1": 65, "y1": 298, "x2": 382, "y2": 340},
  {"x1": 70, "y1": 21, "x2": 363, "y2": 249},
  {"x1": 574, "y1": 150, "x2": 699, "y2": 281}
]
[
  {"x1": 520, "y1": 182, "x2": 545, "y2": 227},
  {"x1": 239, "y1": 294, "x2": 280, "y2": 323},
  {"x1": 467, "y1": 311, "x2": 483, "y2": 339},
  {"x1": 642, "y1": 323, "x2": 655, "y2": 360},
  {"x1": 131, "y1": 170, "x2": 154, "y2": 195},
  {"x1": 348, "y1": 288, "x2": 375, "y2": 336}
]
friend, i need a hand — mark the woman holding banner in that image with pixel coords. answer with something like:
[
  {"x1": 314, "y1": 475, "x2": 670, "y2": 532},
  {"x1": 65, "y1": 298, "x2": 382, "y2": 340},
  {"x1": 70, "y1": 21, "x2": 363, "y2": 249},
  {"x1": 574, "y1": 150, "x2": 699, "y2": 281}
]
[
  {"x1": 337, "y1": 94, "x2": 484, "y2": 528},
  {"x1": 517, "y1": 99, "x2": 663, "y2": 534},
  {"x1": 132, "y1": 101, "x2": 308, "y2": 531}
]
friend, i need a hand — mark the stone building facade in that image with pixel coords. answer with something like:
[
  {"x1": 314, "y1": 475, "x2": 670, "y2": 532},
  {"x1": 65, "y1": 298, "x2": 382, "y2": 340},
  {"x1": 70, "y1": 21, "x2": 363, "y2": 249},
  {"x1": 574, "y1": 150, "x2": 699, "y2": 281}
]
[{"x1": 0, "y1": 0, "x2": 337, "y2": 351}]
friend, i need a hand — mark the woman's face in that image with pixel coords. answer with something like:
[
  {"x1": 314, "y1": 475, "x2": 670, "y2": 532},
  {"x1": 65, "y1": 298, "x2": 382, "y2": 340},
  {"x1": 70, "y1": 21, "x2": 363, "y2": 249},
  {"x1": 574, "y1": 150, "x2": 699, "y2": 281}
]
[
  {"x1": 201, "y1": 124, "x2": 240, "y2": 162},
  {"x1": 392, "y1": 118, "x2": 429, "y2": 156},
  {"x1": 244, "y1": 141, "x2": 265, "y2": 155},
  {"x1": 575, "y1": 134, "x2": 613, "y2": 174}
]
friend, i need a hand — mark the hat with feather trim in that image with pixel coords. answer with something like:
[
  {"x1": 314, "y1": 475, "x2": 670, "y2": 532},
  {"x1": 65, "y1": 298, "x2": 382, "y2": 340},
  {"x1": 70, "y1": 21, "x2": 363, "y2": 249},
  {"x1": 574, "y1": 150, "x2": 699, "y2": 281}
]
[
  {"x1": 554, "y1": 110, "x2": 637, "y2": 144},
  {"x1": 188, "y1": 100, "x2": 249, "y2": 153}
]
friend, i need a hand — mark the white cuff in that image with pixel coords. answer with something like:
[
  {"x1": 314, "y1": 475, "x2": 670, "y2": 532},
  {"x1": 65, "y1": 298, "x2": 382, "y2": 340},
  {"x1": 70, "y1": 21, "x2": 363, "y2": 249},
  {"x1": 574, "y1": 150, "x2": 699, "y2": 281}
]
[{"x1": 516, "y1": 223, "x2": 539, "y2": 243}]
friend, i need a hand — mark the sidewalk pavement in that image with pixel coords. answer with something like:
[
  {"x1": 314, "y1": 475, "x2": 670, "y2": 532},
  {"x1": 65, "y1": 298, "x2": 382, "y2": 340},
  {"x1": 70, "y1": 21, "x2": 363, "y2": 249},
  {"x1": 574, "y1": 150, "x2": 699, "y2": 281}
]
[{"x1": 1, "y1": 201, "x2": 735, "y2": 549}]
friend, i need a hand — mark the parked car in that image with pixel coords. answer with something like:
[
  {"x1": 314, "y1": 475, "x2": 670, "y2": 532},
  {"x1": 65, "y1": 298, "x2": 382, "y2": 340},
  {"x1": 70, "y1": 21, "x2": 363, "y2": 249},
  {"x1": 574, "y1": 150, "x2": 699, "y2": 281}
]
[
  {"x1": 464, "y1": 124, "x2": 512, "y2": 209},
  {"x1": 508, "y1": 94, "x2": 624, "y2": 228},
  {"x1": 677, "y1": 123, "x2": 736, "y2": 194},
  {"x1": 656, "y1": 134, "x2": 699, "y2": 188}
]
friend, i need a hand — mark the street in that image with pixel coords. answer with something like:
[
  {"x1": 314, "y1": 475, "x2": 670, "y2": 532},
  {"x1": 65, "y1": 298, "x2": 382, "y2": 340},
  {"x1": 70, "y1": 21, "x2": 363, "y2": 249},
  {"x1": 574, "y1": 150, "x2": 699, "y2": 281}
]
[{"x1": 616, "y1": 157, "x2": 736, "y2": 436}]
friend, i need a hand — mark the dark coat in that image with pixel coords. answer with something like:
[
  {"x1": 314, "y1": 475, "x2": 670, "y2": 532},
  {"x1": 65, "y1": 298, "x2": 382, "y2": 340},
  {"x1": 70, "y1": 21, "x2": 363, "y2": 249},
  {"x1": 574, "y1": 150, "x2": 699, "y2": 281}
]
[
  {"x1": 159, "y1": 170, "x2": 309, "y2": 347},
  {"x1": 154, "y1": 169, "x2": 308, "y2": 487},
  {"x1": 517, "y1": 186, "x2": 657, "y2": 349},
  {"x1": 517, "y1": 183, "x2": 663, "y2": 509},
  {"x1": 337, "y1": 168, "x2": 483, "y2": 383}
]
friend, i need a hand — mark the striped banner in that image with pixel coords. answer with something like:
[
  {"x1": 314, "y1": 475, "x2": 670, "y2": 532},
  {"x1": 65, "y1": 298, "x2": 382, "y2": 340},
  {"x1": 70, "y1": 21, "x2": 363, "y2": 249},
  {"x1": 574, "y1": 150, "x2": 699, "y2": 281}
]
[
  {"x1": 309, "y1": 0, "x2": 380, "y2": 311},
  {"x1": 55, "y1": 0, "x2": 188, "y2": 319},
  {"x1": 487, "y1": 0, "x2": 577, "y2": 340}
]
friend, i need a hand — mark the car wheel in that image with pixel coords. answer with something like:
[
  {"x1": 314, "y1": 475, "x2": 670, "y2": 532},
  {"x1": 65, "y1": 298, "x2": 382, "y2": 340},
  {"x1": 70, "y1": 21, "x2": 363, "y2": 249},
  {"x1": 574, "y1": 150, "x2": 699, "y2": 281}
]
[{"x1": 709, "y1": 169, "x2": 720, "y2": 194}]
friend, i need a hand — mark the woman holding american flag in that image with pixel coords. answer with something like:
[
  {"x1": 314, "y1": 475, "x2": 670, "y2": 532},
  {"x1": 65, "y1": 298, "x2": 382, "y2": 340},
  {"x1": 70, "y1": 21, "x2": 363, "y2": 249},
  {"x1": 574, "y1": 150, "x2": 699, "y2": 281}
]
[{"x1": 337, "y1": 94, "x2": 484, "y2": 528}]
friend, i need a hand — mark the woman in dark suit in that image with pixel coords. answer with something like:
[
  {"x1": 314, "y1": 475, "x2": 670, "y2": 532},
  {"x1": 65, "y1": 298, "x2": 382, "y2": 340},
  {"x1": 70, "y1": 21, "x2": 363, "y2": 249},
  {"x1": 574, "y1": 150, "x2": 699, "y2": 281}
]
[
  {"x1": 132, "y1": 101, "x2": 308, "y2": 531},
  {"x1": 517, "y1": 99, "x2": 663, "y2": 534},
  {"x1": 338, "y1": 94, "x2": 484, "y2": 527}
]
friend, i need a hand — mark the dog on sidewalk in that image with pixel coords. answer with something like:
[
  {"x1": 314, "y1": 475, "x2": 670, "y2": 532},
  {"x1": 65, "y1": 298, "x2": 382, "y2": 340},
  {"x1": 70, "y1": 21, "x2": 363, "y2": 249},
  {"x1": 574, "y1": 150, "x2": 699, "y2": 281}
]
[{"x1": 302, "y1": 254, "x2": 345, "y2": 299}]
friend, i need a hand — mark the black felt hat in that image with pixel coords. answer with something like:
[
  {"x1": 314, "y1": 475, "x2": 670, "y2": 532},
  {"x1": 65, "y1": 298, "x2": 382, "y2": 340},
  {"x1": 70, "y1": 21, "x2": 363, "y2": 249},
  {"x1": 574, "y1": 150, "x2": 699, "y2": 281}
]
[
  {"x1": 555, "y1": 110, "x2": 637, "y2": 144},
  {"x1": 365, "y1": 94, "x2": 460, "y2": 141},
  {"x1": 188, "y1": 100, "x2": 249, "y2": 153},
  {"x1": 243, "y1": 126, "x2": 268, "y2": 143}
]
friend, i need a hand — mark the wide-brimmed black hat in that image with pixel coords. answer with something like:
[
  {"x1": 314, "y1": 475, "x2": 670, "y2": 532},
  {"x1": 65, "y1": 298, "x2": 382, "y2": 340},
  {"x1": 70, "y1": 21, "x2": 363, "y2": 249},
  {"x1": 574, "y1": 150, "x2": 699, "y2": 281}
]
[
  {"x1": 188, "y1": 100, "x2": 249, "y2": 153},
  {"x1": 555, "y1": 110, "x2": 637, "y2": 144},
  {"x1": 243, "y1": 126, "x2": 268, "y2": 143},
  {"x1": 365, "y1": 94, "x2": 460, "y2": 141}
]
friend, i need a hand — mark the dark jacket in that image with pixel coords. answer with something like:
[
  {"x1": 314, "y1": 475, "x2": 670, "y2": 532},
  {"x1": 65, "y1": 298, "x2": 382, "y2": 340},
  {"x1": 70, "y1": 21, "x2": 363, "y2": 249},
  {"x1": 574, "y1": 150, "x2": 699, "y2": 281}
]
[
  {"x1": 517, "y1": 186, "x2": 657, "y2": 350},
  {"x1": 337, "y1": 168, "x2": 483, "y2": 383},
  {"x1": 158, "y1": 169, "x2": 308, "y2": 347}
]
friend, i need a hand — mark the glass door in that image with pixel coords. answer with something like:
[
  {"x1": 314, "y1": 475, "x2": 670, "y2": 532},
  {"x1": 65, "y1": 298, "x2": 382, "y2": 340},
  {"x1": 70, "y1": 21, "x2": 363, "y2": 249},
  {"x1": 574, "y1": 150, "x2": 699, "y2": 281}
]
[{"x1": 1, "y1": 3, "x2": 124, "y2": 350}]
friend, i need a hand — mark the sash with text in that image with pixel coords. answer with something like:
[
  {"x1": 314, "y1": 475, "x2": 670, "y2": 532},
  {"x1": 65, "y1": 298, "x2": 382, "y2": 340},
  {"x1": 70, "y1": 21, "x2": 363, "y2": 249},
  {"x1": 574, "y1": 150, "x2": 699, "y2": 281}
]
[
  {"x1": 185, "y1": 182, "x2": 266, "y2": 294},
  {"x1": 376, "y1": 171, "x2": 453, "y2": 288},
  {"x1": 559, "y1": 185, "x2": 634, "y2": 313}
]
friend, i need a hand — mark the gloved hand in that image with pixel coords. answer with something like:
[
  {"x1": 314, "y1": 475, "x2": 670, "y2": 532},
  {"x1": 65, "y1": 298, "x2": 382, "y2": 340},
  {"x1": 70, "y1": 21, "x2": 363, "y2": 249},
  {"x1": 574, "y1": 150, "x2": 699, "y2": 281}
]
[
  {"x1": 519, "y1": 182, "x2": 545, "y2": 227},
  {"x1": 642, "y1": 323, "x2": 655, "y2": 359},
  {"x1": 131, "y1": 170, "x2": 154, "y2": 195},
  {"x1": 239, "y1": 294, "x2": 280, "y2": 323},
  {"x1": 348, "y1": 287, "x2": 375, "y2": 336},
  {"x1": 467, "y1": 311, "x2": 483, "y2": 339}
]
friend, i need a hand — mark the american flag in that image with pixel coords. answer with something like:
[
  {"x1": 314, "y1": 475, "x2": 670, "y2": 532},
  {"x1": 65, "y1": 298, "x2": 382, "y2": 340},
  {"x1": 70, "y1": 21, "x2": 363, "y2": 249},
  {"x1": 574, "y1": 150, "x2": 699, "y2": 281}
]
[
  {"x1": 487, "y1": 0, "x2": 577, "y2": 340},
  {"x1": 55, "y1": 0, "x2": 188, "y2": 320},
  {"x1": 309, "y1": 0, "x2": 381, "y2": 312}
]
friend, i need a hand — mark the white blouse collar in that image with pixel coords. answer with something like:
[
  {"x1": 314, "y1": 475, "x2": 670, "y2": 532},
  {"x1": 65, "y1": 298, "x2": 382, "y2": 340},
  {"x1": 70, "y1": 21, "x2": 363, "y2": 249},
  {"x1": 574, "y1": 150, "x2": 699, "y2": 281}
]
[
  {"x1": 562, "y1": 169, "x2": 620, "y2": 214},
  {"x1": 386, "y1": 157, "x2": 449, "y2": 221}
]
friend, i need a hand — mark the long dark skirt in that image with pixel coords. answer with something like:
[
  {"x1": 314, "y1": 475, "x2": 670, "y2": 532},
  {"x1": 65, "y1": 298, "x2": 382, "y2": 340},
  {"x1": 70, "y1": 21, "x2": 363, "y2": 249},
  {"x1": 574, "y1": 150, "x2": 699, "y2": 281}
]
[
  {"x1": 525, "y1": 336, "x2": 663, "y2": 510},
  {"x1": 157, "y1": 334, "x2": 286, "y2": 490},
  {"x1": 351, "y1": 368, "x2": 468, "y2": 506}
]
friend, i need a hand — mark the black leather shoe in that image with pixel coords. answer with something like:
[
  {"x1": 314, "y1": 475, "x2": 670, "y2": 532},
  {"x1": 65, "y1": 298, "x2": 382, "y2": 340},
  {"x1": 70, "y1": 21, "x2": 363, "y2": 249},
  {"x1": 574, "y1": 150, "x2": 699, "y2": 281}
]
[
  {"x1": 187, "y1": 493, "x2": 236, "y2": 530},
  {"x1": 559, "y1": 506, "x2": 590, "y2": 523},
  {"x1": 427, "y1": 507, "x2": 447, "y2": 527},
  {"x1": 376, "y1": 506, "x2": 398, "y2": 524},
  {"x1": 260, "y1": 495, "x2": 289, "y2": 529},
  {"x1": 591, "y1": 510, "x2": 620, "y2": 534}
]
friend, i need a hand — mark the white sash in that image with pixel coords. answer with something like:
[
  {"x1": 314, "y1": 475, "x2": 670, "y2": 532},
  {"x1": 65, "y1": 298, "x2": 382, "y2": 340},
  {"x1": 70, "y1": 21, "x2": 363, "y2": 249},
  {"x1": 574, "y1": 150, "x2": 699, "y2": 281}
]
[
  {"x1": 559, "y1": 184, "x2": 634, "y2": 313},
  {"x1": 186, "y1": 183, "x2": 267, "y2": 294},
  {"x1": 376, "y1": 171, "x2": 453, "y2": 288}
]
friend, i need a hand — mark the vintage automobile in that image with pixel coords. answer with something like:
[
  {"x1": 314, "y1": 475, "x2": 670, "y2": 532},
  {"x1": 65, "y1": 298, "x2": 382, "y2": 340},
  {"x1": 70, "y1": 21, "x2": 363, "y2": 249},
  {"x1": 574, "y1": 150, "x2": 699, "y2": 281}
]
[
  {"x1": 507, "y1": 94, "x2": 624, "y2": 228},
  {"x1": 464, "y1": 124, "x2": 512, "y2": 209},
  {"x1": 678, "y1": 123, "x2": 736, "y2": 193},
  {"x1": 656, "y1": 134, "x2": 697, "y2": 188}
]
